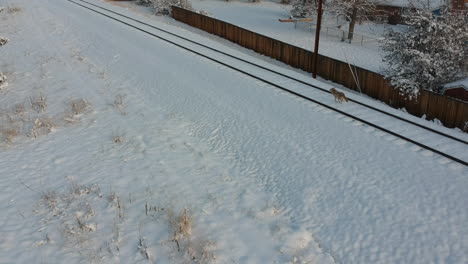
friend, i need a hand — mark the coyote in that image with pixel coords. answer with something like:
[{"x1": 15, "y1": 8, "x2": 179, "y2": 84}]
[{"x1": 330, "y1": 88, "x2": 348, "y2": 103}]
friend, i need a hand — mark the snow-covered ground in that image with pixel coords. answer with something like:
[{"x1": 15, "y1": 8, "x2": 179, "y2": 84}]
[
  {"x1": 189, "y1": 0, "x2": 388, "y2": 72},
  {"x1": 0, "y1": 0, "x2": 467, "y2": 263}
]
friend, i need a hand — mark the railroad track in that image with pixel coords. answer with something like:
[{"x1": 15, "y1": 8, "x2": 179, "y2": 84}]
[{"x1": 66, "y1": 0, "x2": 468, "y2": 166}]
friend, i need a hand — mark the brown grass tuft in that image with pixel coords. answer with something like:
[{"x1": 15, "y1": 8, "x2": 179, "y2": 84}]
[
  {"x1": 70, "y1": 98, "x2": 90, "y2": 115},
  {"x1": 0, "y1": 37, "x2": 8, "y2": 46},
  {"x1": 30, "y1": 117, "x2": 55, "y2": 138},
  {"x1": 112, "y1": 94, "x2": 127, "y2": 115},
  {"x1": 0, "y1": 72, "x2": 7, "y2": 89},
  {"x1": 30, "y1": 95, "x2": 47, "y2": 113},
  {"x1": 2, "y1": 127, "x2": 19, "y2": 143},
  {"x1": 14, "y1": 103, "x2": 26, "y2": 115},
  {"x1": 6, "y1": 6, "x2": 22, "y2": 14}
]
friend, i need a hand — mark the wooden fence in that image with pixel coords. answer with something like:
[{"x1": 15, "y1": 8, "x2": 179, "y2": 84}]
[{"x1": 172, "y1": 6, "x2": 468, "y2": 131}]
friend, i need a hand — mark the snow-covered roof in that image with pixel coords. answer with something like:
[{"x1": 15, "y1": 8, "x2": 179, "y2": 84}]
[
  {"x1": 443, "y1": 78, "x2": 468, "y2": 91},
  {"x1": 372, "y1": 0, "x2": 446, "y2": 9}
]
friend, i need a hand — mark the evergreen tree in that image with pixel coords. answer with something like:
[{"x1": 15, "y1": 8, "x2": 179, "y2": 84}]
[{"x1": 382, "y1": 9, "x2": 468, "y2": 98}]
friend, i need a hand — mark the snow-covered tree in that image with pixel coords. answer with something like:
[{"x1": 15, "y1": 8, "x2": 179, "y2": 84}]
[
  {"x1": 290, "y1": 0, "x2": 317, "y2": 18},
  {"x1": 328, "y1": 0, "x2": 376, "y2": 41},
  {"x1": 290, "y1": 0, "x2": 376, "y2": 41},
  {"x1": 382, "y1": 8, "x2": 468, "y2": 98},
  {"x1": 136, "y1": 0, "x2": 193, "y2": 15},
  {"x1": 153, "y1": 0, "x2": 193, "y2": 15},
  {"x1": 136, "y1": 0, "x2": 153, "y2": 6}
]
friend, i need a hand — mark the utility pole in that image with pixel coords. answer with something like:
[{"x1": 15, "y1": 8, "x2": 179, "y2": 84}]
[{"x1": 312, "y1": 0, "x2": 324, "y2": 78}]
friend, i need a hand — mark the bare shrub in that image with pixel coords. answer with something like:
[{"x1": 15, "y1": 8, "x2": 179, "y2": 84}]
[
  {"x1": 14, "y1": 103, "x2": 26, "y2": 115},
  {"x1": 41, "y1": 191, "x2": 58, "y2": 211},
  {"x1": 6, "y1": 6, "x2": 22, "y2": 13},
  {"x1": 188, "y1": 239, "x2": 217, "y2": 263},
  {"x1": 113, "y1": 135, "x2": 122, "y2": 144},
  {"x1": 30, "y1": 95, "x2": 47, "y2": 113},
  {"x1": 70, "y1": 98, "x2": 90, "y2": 115},
  {"x1": 112, "y1": 94, "x2": 127, "y2": 115},
  {"x1": 35, "y1": 183, "x2": 127, "y2": 263},
  {"x1": 169, "y1": 208, "x2": 192, "y2": 253},
  {"x1": 145, "y1": 202, "x2": 165, "y2": 216},
  {"x1": 0, "y1": 37, "x2": 8, "y2": 46},
  {"x1": 70, "y1": 182, "x2": 102, "y2": 197},
  {"x1": 2, "y1": 127, "x2": 19, "y2": 143},
  {"x1": 138, "y1": 237, "x2": 152, "y2": 260},
  {"x1": 108, "y1": 192, "x2": 125, "y2": 220},
  {"x1": 63, "y1": 113, "x2": 80, "y2": 124},
  {"x1": 170, "y1": 208, "x2": 192, "y2": 241},
  {"x1": 30, "y1": 117, "x2": 55, "y2": 138},
  {"x1": 167, "y1": 208, "x2": 216, "y2": 263}
]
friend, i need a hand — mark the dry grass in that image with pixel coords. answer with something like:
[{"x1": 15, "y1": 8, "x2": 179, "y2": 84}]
[
  {"x1": 63, "y1": 113, "x2": 80, "y2": 124},
  {"x1": 108, "y1": 192, "x2": 125, "y2": 220},
  {"x1": 30, "y1": 95, "x2": 47, "y2": 113},
  {"x1": 168, "y1": 208, "x2": 191, "y2": 252},
  {"x1": 6, "y1": 6, "x2": 22, "y2": 14},
  {"x1": 41, "y1": 191, "x2": 58, "y2": 211},
  {"x1": 70, "y1": 98, "x2": 90, "y2": 115},
  {"x1": 14, "y1": 103, "x2": 26, "y2": 115},
  {"x1": 112, "y1": 94, "x2": 127, "y2": 115},
  {"x1": 113, "y1": 135, "x2": 122, "y2": 144},
  {"x1": 167, "y1": 208, "x2": 216, "y2": 263},
  {"x1": 174, "y1": 209, "x2": 192, "y2": 239},
  {"x1": 30, "y1": 117, "x2": 55, "y2": 138},
  {"x1": 2, "y1": 127, "x2": 19, "y2": 143},
  {"x1": 0, "y1": 37, "x2": 8, "y2": 46},
  {"x1": 138, "y1": 236, "x2": 152, "y2": 260},
  {"x1": 0, "y1": 72, "x2": 7, "y2": 89}
]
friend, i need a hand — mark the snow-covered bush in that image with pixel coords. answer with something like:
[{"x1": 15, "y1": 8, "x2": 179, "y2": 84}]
[
  {"x1": 136, "y1": 0, "x2": 193, "y2": 15},
  {"x1": 136, "y1": 0, "x2": 153, "y2": 6},
  {"x1": 198, "y1": 10, "x2": 212, "y2": 17},
  {"x1": 153, "y1": 0, "x2": 193, "y2": 15},
  {"x1": 290, "y1": 0, "x2": 316, "y2": 18},
  {"x1": 382, "y1": 9, "x2": 468, "y2": 98}
]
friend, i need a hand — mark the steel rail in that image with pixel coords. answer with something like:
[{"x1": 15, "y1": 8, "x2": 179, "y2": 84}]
[
  {"x1": 71, "y1": 0, "x2": 468, "y2": 145},
  {"x1": 66, "y1": 0, "x2": 468, "y2": 166}
]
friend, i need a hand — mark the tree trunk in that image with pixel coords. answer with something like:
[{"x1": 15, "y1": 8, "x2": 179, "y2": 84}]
[{"x1": 347, "y1": 6, "x2": 357, "y2": 41}]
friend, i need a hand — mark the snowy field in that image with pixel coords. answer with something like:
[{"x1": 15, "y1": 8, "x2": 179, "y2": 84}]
[
  {"x1": 189, "y1": 0, "x2": 388, "y2": 73},
  {"x1": 0, "y1": 0, "x2": 467, "y2": 263},
  {"x1": 109, "y1": 0, "x2": 388, "y2": 72}
]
